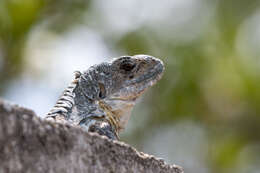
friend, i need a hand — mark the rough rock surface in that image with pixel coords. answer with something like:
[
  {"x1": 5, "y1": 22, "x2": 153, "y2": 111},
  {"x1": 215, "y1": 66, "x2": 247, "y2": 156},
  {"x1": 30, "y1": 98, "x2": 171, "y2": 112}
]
[{"x1": 0, "y1": 99, "x2": 183, "y2": 173}]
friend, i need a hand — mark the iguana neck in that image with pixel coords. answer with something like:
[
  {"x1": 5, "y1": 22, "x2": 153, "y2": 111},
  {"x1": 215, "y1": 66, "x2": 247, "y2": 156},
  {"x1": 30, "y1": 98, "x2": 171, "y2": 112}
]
[
  {"x1": 72, "y1": 82, "x2": 121, "y2": 134},
  {"x1": 70, "y1": 84, "x2": 104, "y2": 122}
]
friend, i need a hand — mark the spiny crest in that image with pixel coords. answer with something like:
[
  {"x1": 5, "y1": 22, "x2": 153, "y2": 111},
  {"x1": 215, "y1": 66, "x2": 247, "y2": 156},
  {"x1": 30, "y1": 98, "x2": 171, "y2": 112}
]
[{"x1": 46, "y1": 72, "x2": 81, "y2": 119}]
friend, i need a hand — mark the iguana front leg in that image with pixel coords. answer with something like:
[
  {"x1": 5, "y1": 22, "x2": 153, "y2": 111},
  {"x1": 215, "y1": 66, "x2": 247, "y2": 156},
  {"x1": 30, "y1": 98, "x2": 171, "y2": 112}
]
[{"x1": 79, "y1": 117, "x2": 118, "y2": 140}]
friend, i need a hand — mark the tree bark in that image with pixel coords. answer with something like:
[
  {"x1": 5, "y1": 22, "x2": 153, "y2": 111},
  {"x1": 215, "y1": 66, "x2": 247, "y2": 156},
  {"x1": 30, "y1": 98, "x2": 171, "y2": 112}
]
[{"x1": 0, "y1": 99, "x2": 183, "y2": 173}]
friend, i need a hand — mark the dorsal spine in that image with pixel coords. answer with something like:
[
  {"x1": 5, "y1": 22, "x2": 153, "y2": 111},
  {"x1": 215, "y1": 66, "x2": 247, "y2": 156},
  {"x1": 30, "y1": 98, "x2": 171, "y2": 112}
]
[{"x1": 46, "y1": 71, "x2": 81, "y2": 119}]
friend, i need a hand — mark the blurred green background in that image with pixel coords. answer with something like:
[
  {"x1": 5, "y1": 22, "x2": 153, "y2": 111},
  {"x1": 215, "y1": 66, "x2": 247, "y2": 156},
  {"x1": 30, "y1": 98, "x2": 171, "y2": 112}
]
[{"x1": 1, "y1": 0, "x2": 260, "y2": 172}]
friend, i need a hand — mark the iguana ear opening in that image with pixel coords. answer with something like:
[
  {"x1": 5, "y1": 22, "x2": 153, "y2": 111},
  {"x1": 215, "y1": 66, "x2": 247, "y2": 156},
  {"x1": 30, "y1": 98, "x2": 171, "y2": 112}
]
[{"x1": 98, "y1": 83, "x2": 106, "y2": 99}]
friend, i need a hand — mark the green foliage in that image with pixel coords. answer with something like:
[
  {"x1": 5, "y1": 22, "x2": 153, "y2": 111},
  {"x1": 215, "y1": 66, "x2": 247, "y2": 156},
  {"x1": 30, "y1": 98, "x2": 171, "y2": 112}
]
[
  {"x1": 209, "y1": 135, "x2": 246, "y2": 172},
  {"x1": 0, "y1": 0, "x2": 90, "y2": 91}
]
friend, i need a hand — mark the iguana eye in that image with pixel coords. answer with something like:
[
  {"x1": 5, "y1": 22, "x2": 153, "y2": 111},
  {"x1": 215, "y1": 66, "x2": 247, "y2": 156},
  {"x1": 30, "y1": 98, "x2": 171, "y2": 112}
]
[{"x1": 120, "y1": 60, "x2": 136, "y2": 72}]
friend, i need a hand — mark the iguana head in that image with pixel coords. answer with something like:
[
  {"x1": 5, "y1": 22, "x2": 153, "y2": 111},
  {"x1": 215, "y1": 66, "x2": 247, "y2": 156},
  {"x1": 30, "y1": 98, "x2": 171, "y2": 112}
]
[{"x1": 79, "y1": 55, "x2": 164, "y2": 132}]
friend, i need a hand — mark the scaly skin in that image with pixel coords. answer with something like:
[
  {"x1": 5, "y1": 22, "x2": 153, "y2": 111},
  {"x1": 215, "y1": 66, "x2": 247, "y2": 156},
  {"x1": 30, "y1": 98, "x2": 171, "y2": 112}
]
[{"x1": 46, "y1": 55, "x2": 164, "y2": 140}]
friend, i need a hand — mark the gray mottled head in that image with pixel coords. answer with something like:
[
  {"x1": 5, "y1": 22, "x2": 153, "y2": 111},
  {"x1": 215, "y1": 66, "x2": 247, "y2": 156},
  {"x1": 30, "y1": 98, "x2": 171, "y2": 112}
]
[{"x1": 79, "y1": 55, "x2": 164, "y2": 130}]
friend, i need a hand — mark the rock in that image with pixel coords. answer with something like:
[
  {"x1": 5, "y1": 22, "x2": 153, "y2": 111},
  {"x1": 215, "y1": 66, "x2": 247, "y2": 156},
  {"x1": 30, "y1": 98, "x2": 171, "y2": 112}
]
[{"x1": 0, "y1": 99, "x2": 183, "y2": 173}]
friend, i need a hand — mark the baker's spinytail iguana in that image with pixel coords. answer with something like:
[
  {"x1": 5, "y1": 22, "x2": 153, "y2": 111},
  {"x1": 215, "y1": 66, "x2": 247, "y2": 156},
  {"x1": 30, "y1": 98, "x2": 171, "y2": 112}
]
[{"x1": 45, "y1": 55, "x2": 164, "y2": 140}]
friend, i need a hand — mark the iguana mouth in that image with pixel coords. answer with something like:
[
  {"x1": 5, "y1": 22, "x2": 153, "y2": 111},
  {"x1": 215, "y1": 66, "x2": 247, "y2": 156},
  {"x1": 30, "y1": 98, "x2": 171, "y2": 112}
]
[{"x1": 106, "y1": 97, "x2": 136, "y2": 101}]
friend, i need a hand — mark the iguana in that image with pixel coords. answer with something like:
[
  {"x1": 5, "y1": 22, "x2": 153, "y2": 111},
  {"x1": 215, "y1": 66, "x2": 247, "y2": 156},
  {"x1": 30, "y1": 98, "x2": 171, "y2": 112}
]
[{"x1": 45, "y1": 55, "x2": 164, "y2": 140}]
